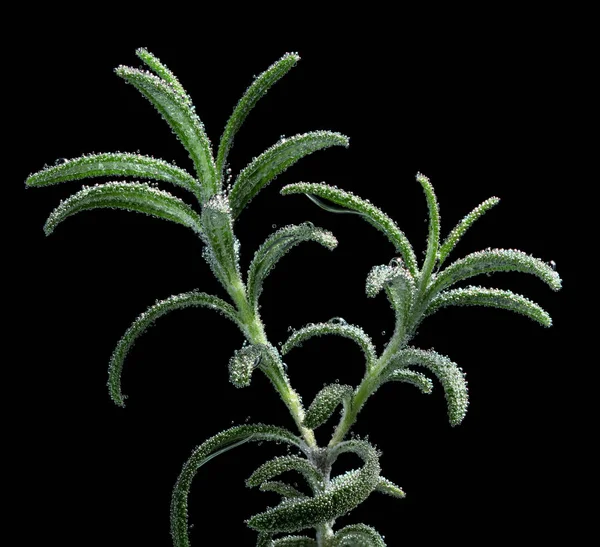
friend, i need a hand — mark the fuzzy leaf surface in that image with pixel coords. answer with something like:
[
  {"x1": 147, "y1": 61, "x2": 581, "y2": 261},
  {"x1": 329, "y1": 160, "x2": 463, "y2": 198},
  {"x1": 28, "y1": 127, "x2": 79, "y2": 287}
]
[
  {"x1": 282, "y1": 183, "x2": 418, "y2": 277},
  {"x1": 217, "y1": 53, "x2": 300, "y2": 178},
  {"x1": 247, "y1": 456, "x2": 323, "y2": 493},
  {"x1": 332, "y1": 524, "x2": 386, "y2": 546},
  {"x1": 43, "y1": 182, "x2": 203, "y2": 236},
  {"x1": 229, "y1": 131, "x2": 349, "y2": 217},
  {"x1": 108, "y1": 291, "x2": 240, "y2": 406},
  {"x1": 171, "y1": 425, "x2": 304, "y2": 547},
  {"x1": 416, "y1": 172, "x2": 440, "y2": 284},
  {"x1": 248, "y1": 223, "x2": 337, "y2": 310},
  {"x1": 303, "y1": 384, "x2": 354, "y2": 429}
]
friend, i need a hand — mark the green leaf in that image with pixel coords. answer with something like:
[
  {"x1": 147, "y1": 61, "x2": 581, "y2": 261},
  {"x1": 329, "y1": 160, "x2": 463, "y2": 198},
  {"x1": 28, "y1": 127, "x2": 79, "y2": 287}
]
[
  {"x1": 438, "y1": 196, "x2": 500, "y2": 266},
  {"x1": 217, "y1": 53, "x2": 300, "y2": 178},
  {"x1": 25, "y1": 152, "x2": 199, "y2": 195},
  {"x1": 108, "y1": 291, "x2": 241, "y2": 407},
  {"x1": 387, "y1": 348, "x2": 468, "y2": 426},
  {"x1": 135, "y1": 47, "x2": 189, "y2": 99},
  {"x1": 273, "y1": 537, "x2": 317, "y2": 546},
  {"x1": 201, "y1": 194, "x2": 240, "y2": 290},
  {"x1": 281, "y1": 183, "x2": 418, "y2": 277},
  {"x1": 416, "y1": 172, "x2": 440, "y2": 285},
  {"x1": 259, "y1": 481, "x2": 307, "y2": 500},
  {"x1": 429, "y1": 248, "x2": 562, "y2": 297},
  {"x1": 332, "y1": 524, "x2": 386, "y2": 546},
  {"x1": 427, "y1": 286, "x2": 553, "y2": 327},
  {"x1": 248, "y1": 223, "x2": 337, "y2": 311},
  {"x1": 303, "y1": 384, "x2": 354, "y2": 429},
  {"x1": 247, "y1": 456, "x2": 323, "y2": 493},
  {"x1": 115, "y1": 66, "x2": 217, "y2": 201},
  {"x1": 43, "y1": 182, "x2": 203, "y2": 236},
  {"x1": 366, "y1": 262, "x2": 416, "y2": 336},
  {"x1": 282, "y1": 321, "x2": 376, "y2": 371},
  {"x1": 171, "y1": 424, "x2": 304, "y2": 547},
  {"x1": 229, "y1": 344, "x2": 263, "y2": 388},
  {"x1": 229, "y1": 131, "x2": 349, "y2": 217},
  {"x1": 248, "y1": 440, "x2": 380, "y2": 533},
  {"x1": 385, "y1": 369, "x2": 433, "y2": 394},
  {"x1": 375, "y1": 476, "x2": 406, "y2": 499}
]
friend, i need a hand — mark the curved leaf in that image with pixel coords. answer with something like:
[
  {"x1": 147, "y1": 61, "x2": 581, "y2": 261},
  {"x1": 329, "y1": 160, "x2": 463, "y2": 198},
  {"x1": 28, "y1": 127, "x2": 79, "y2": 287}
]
[
  {"x1": 387, "y1": 348, "x2": 468, "y2": 426},
  {"x1": 282, "y1": 321, "x2": 376, "y2": 371},
  {"x1": 259, "y1": 481, "x2": 307, "y2": 500},
  {"x1": 135, "y1": 47, "x2": 189, "y2": 99},
  {"x1": 375, "y1": 476, "x2": 406, "y2": 499},
  {"x1": 171, "y1": 424, "x2": 304, "y2": 547},
  {"x1": 281, "y1": 183, "x2": 418, "y2": 277},
  {"x1": 229, "y1": 131, "x2": 349, "y2": 217},
  {"x1": 25, "y1": 152, "x2": 199, "y2": 195},
  {"x1": 303, "y1": 384, "x2": 354, "y2": 430},
  {"x1": 115, "y1": 66, "x2": 217, "y2": 201},
  {"x1": 273, "y1": 537, "x2": 317, "y2": 546},
  {"x1": 247, "y1": 440, "x2": 380, "y2": 533},
  {"x1": 416, "y1": 172, "x2": 440, "y2": 285},
  {"x1": 43, "y1": 182, "x2": 203, "y2": 236},
  {"x1": 201, "y1": 194, "x2": 240, "y2": 290},
  {"x1": 427, "y1": 286, "x2": 552, "y2": 327},
  {"x1": 429, "y1": 248, "x2": 562, "y2": 298},
  {"x1": 439, "y1": 196, "x2": 500, "y2": 266},
  {"x1": 229, "y1": 344, "x2": 263, "y2": 388},
  {"x1": 333, "y1": 524, "x2": 386, "y2": 546},
  {"x1": 217, "y1": 53, "x2": 300, "y2": 178},
  {"x1": 385, "y1": 369, "x2": 433, "y2": 394},
  {"x1": 108, "y1": 291, "x2": 240, "y2": 407},
  {"x1": 248, "y1": 223, "x2": 337, "y2": 310},
  {"x1": 247, "y1": 456, "x2": 323, "y2": 493}
]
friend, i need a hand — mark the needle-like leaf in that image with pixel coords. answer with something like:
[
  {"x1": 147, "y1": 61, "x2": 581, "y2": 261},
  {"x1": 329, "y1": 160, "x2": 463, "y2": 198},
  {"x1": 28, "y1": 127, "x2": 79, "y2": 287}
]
[
  {"x1": 229, "y1": 132, "x2": 349, "y2": 217},
  {"x1": 217, "y1": 53, "x2": 300, "y2": 179},
  {"x1": 385, "y1": 369, "x2": 434, "y2": 394},
  {"x1": 303, "y1": 384, "x2": 354, "y2": 430},
  {"x1": 248, "y1": 440, "x2": 380, "y2": 533},
  {"x1": 43, "y1": 182, "x2": 203, "y2": 236},
  {"x1": 25, "y1": 152, "x2": 200, "y2": 195},
  {"x1": 135, "y1": 47, "x2": 189, "y2": 100},
  {"x1": 282, "y1": 321, "x2": 376, "y2": 372},
  {"x1": 108, "y1": 291, "x2": 241, "y2": 407},
  {"x1": 281, "y1": 183, "x2": 418, "y2": 277},
  {"x1": 332, "y1": 524, "x2": 386, "y2": 546},
  {"x1": 426, "y1": 286, "x2": 553, "y2": 327},
  {"x1": 171, "y1": 425, "x2": 304, "y2": 547},
  {"x1": 247, "y1": 456, "x2": 323, "y2": 493},
  {"x1": 375, "y1": 476, "x2": 406, "y2": 499},
  {"x1": 115, "y1": 66, "x2": 217, "y2": 202},
  {"x1": 416, "y1": 172, "x2": 440, "y2": 285},
  {"x1": 259, "y1": 481, "x2": 307, "y2": 500},
  {"x1": 247, "y1": 223, "x2": 337, "y2": 311},
  {"x1": 438, "y1": 196, "x2": 500, "y2": 266}
]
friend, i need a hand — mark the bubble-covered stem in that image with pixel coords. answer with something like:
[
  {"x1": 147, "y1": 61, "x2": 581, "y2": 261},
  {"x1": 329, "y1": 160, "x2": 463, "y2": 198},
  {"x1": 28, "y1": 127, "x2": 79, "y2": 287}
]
[{"x1": 227, "y1": 265, "x2": 316, "y2": 448}]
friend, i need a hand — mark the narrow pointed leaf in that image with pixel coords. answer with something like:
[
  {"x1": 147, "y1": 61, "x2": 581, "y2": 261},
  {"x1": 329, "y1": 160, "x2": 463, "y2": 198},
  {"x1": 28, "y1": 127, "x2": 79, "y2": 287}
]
[
  {"x1": 248, "y1": 440, "x2": 380, "y2": 533},
  {"x1": 274, "y1": 537, "x2": 317, "y2": 546},
  {"x1": 416, "y1": 172, "x2": 440, "y2": 284},
  {"x1": 43, "y1": 182, "x2": 203, "y2": 236},
  {"x1": 25, "y1": 152, "x2": 199, "y2": 195},
  {"x1": 248, "y1": 223, "x2": 337, "y2": 310},
  {"x1": 303, "y1": 384, "x2": 354, "y2": 429},
  {"x1": 229, "y1": 131, "x2": 349, "y2": 217},
  {"x1": 375, "y1": 476, "x2": 406, "y2": 498},
  {"x1": 259, "y1": 481, "x2": 307, "y2": 500},
  {"x1": 282, "y1": 321, "x2": 376, "y2": 371},
  {"x1": 427, "y1": 286, "x2": 553, "y2": 327},
  {"x1": 366, "y1": 262, "x2": 416, "y2": 334},
  {"x1": 201, "y1": 194, "x2": 240, "y2": 289},
  {"x1": 171, "y1": 424, "x2": 304, "y2": 547},
  {"x1": 108, "y1": 291, "x2": 240, "y2": 407},
  {"x1": 229, "y1": 344, "x2": 263, "y2": 388},
  {"x1": 439, "y1": 196, "x2": 500, "y2": 266},
  {"x1": 282, "y1": 183, "x2": 418, "y2": 277},
  {"x1": 385, "y1": 369, "x2": 433, "y2": 394},
  {"x1": 135, "y1": 47, "x2": 189, "y2": 99},
  {"x1": 429, "y1": 248, "x2": 562, "y2": 297},
  {"x1": 115, "y1": 66, "x2": 217, "y2": 201},
  {"x1": 247, "y1": 456, "x2": 323, "y2": 493},
  {"x1": 217, "y1": 53, "x2": 300, "y2": 178},
  {"x1": 333, "y1": 524, "x2": 386, "y2": 546},
  {"x1": 388, "y1": 348, "x2": 468, "y2": 426}
]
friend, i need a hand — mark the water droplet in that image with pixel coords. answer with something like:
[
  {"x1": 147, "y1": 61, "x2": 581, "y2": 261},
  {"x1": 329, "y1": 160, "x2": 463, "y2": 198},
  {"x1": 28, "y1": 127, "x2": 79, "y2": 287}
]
[
  {"x1": 389, "y1": 257, "x2": 402, "y2": 268},
  {"x1": 381, "y1": 330, "x2": 386, "y2": 336},
  {"x1": 282, "y1": 362, "x2": 288, "y2": 371},
  {"x1": 549, "y1": 260, "x2": 557, "y2": 270},
  {"x1": 328, "y1": 317, "x2": 347, "y2": 325},
  {"x1": 272, "y1": 224, "x2": 277, "y2": 229}
]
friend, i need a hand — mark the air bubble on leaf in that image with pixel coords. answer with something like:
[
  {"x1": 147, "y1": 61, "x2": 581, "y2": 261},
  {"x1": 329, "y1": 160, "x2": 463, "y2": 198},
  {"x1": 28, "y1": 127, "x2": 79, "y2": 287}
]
[
  {"x1": 382, "y1": 331, "x2": 386, "y2": 336},
  {"x1": 389, "y1": 257, "x2": 403, "y2": 268},
  {"x1": 272, "y1": 224, "x2": 277, "y2": 229},
  {"x1": 328, "y1": 317, "x2": 348, "y2": 325},
  {"x1": 550, "y1": 260, "x2": 557, "y2": 270}
]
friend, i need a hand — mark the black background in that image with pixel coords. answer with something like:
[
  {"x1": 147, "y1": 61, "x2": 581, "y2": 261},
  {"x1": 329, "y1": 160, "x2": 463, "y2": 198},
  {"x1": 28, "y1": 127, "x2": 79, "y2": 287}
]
[{"x1": 12, "y1": 15, "x2": 587, "y2": 547}]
